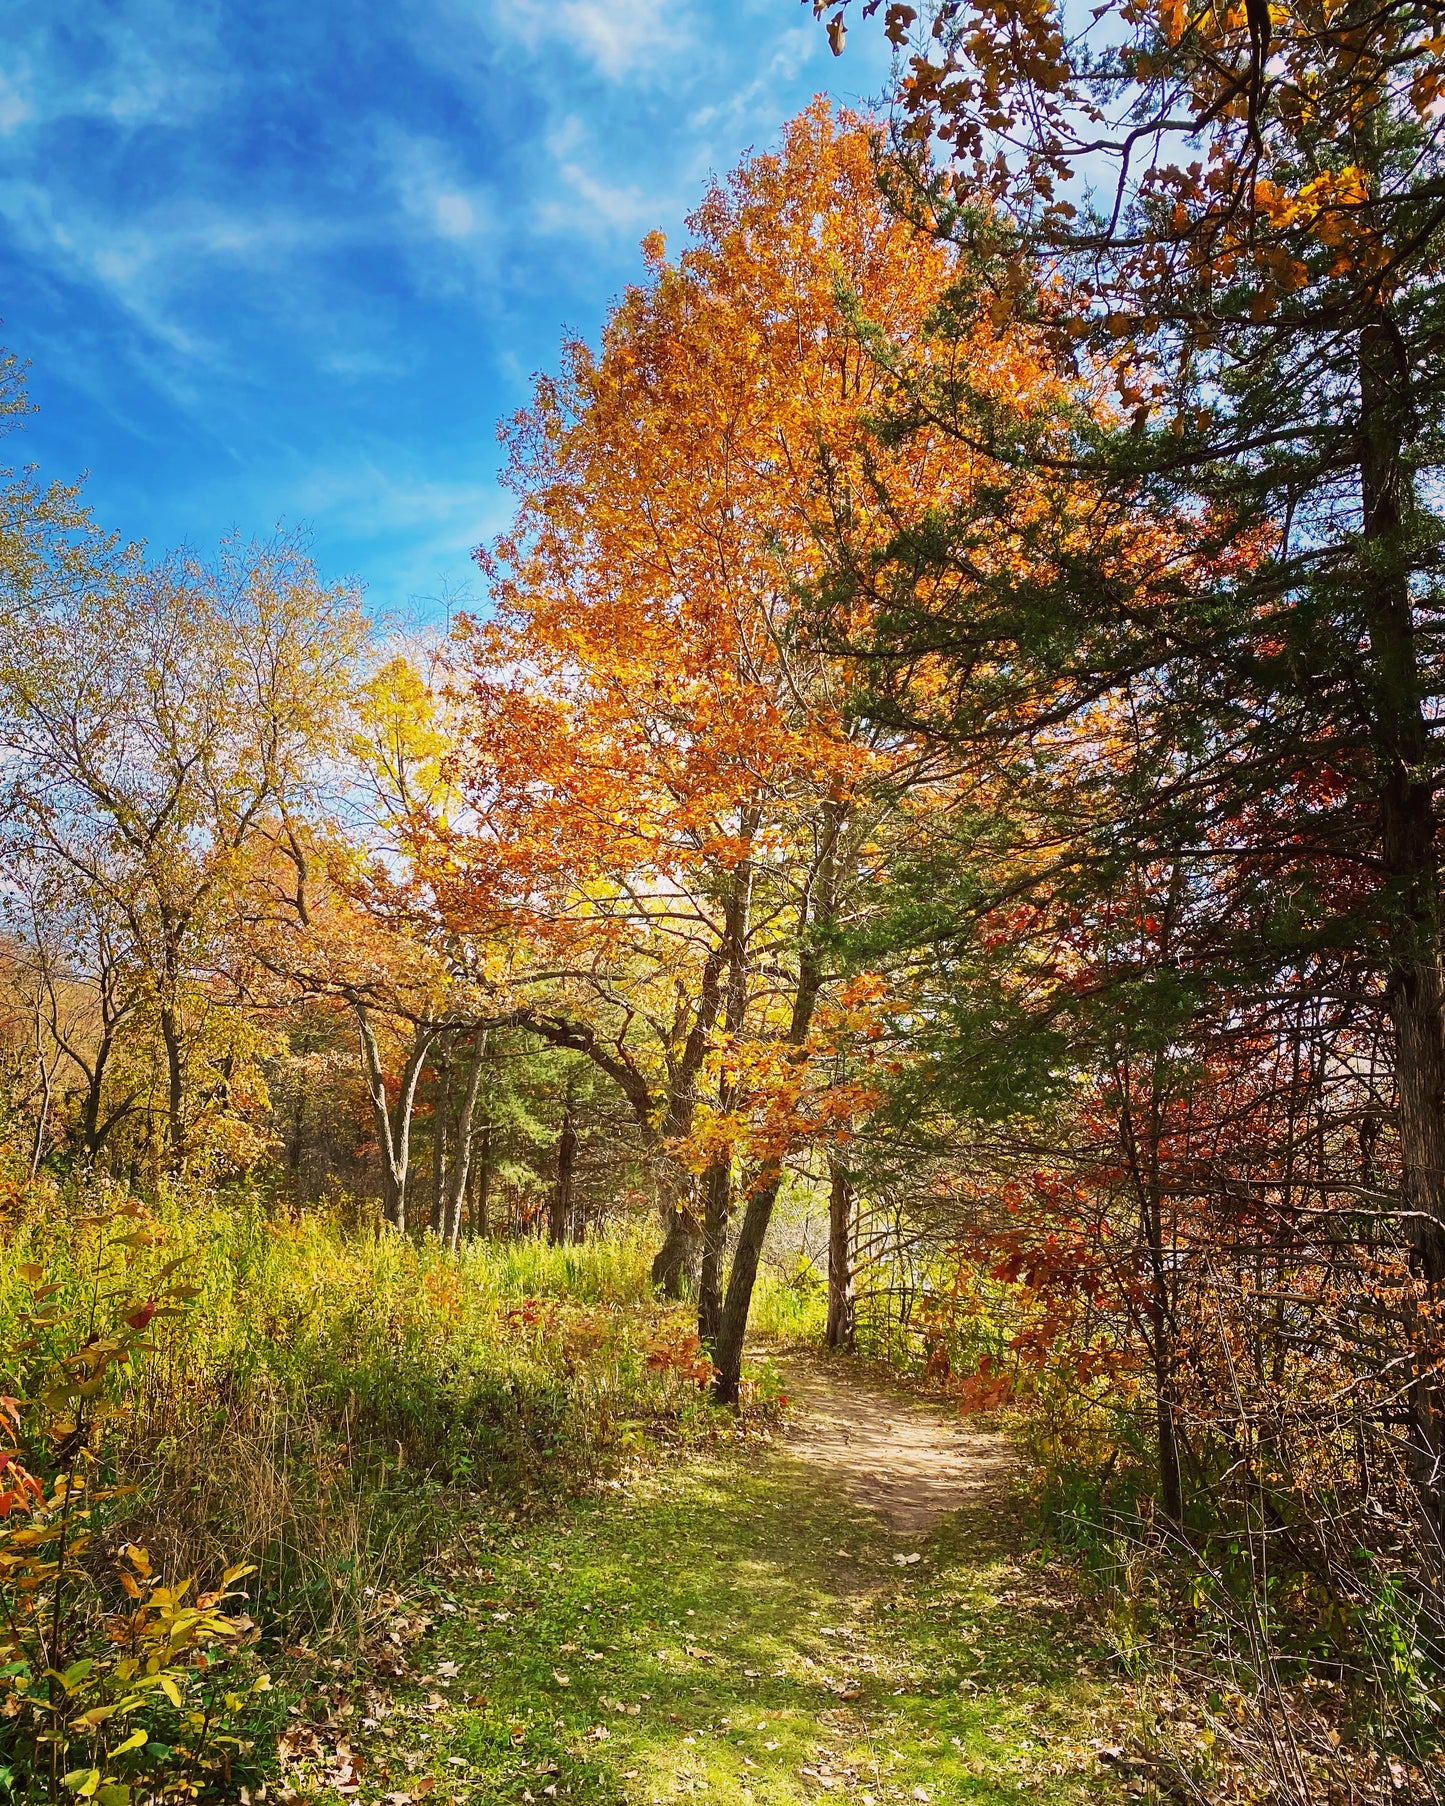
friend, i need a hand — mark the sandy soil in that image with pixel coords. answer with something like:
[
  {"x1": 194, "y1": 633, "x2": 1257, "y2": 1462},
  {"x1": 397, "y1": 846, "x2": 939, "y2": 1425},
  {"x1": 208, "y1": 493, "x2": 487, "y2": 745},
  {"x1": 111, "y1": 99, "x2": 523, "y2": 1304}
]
[{"x1": 779, "y1": 1355, "x2": 1015, "y2": 1534}]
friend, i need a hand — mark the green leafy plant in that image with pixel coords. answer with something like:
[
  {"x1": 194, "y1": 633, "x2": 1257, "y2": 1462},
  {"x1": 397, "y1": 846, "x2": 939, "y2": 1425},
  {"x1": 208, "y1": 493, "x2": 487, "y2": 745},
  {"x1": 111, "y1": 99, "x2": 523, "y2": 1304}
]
[{"x1": 0, "y1": 1202, "x2": 269, "y2": 1803}]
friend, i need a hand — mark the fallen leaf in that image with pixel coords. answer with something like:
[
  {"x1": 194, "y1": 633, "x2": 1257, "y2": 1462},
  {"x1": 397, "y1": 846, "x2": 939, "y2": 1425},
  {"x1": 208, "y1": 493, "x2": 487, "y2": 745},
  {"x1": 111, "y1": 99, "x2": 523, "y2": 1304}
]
[{"x1": 277, "y1": 1728, "x2": 323, "y2": 1765}]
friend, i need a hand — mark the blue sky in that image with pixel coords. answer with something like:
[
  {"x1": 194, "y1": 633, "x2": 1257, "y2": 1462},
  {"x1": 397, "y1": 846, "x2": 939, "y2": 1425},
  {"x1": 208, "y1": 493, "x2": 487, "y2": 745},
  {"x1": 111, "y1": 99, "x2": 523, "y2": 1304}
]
[{"x1": 0, "y1": 2, "x2": 890, "y2": 626}]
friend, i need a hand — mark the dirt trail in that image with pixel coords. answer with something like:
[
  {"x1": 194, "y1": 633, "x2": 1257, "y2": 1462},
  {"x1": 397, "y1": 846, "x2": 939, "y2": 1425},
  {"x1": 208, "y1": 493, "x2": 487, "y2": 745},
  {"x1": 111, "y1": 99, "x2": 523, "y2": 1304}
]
[{"x1": 778, "y1": 1354, "x2": 1015, "y2": 1534}]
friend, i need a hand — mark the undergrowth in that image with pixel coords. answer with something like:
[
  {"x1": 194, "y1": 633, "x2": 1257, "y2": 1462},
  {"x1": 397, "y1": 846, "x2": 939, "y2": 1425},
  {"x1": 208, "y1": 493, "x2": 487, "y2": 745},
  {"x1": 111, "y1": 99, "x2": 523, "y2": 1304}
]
[
  {"x1": 852, "y1": 1254, "x2": 1445, "y2": 1803},
  {"x1": 0, "y1": 1176, "x2": 786, "y2": 1803}
]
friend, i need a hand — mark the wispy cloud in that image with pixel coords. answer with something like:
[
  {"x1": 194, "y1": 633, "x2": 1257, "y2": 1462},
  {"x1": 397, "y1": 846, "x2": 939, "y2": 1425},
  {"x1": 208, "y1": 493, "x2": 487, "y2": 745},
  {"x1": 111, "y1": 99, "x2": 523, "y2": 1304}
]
[
  {"x1": 376, "y1": 127, "x2": 503, "y2": 297},
  {"x1": 532, "y1": 114, "x2": 661, "y2": 239},
  {"x1": 0, "y1": 68, "x2": 35, "y2": 136},
  {"x1": 8, "y1": 6, "x2": 231, "y2": 136},
  {"x1": 287, "y1": 457, "x2": 510, "y2": 617},
  {"x1": 0, "y1": 1, "x2": 891, "y2": 621},
  {"x1": 0, "y1": 179, "x2": 352, "y2": 366},
  {"x1": 489, "y1": 0, "x2": 695, "y2": 81}
]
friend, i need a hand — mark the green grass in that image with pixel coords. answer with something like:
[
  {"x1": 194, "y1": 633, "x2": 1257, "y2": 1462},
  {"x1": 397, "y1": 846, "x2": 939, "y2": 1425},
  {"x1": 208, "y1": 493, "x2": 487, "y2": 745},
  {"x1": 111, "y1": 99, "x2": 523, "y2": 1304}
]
[
  {"x1": 0, "y1": 1185, "x2": 1130, "y2": 1802},
  {"x1": 273, "y1": 1436, "x2": 1124, "y2": 1804},
  {"x1": 748, "y1": 1268, "x2": 828, "y2": 1343}
]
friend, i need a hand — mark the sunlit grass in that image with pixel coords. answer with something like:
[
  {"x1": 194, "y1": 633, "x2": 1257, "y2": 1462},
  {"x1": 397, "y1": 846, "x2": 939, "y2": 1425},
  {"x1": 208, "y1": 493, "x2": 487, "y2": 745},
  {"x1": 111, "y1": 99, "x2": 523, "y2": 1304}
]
[
  {"x1": 340, "y1": 1443, "x2": 1121, "y2": 1804},
  {"x1": 749, "y1": 1267, "x2": 827, "y2": 1343}
]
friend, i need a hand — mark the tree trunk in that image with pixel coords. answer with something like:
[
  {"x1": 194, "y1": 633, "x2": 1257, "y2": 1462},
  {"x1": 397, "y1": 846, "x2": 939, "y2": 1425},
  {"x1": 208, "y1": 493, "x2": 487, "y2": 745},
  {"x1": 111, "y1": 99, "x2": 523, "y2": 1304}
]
[
  {"x1": 430, "y1": 1046, "x2": 452, "y2": 1235},
  {"x1": 80, "y1": 1050, "x2": 106, "y2": 1164},
  {"x1": 713, "y1": 1170, "x2": 783, "y2": 1401},
  {"x1": 442, "y1": 1033, "x2": 486, "y2": 1252},
  {"x1": 714, "y1": 802, "x2": 843, "y2": 1402},
  {"x1": 699, "y1": 855, "x2": 754, "y2": 1346},
  {"x1": 1155, "y1": 1356, "x2": 1185, "y2": 1526},
  {"x1": 1359, "y1": 313, "x2": 1445, "y2": 1528},
  {"x1": 825, "y1": 1160, "x2": 856, "y2": 1352},
  {"x1": 29, "y1": 1046, "x2": 52, "y2": 1181},
  {"x1": 159, "y1": 1001, "x2": 185, "y2": 1168},
  {"x1": 548, "y1": 1090, "x2": 578, "y2": 1246},
  {"x1": 474, "y1": 1124, "x2": 493, "y2": 1239},
  {"x1": 355, "y1": 1005, "x2": 435, "y2": 1233},
  {"x1": 1360, "y1": 319, "x2": 1445, "y2": 1270},
  {"x1": 699, "y1": 1160, "x2": 731, "y2": 1344},
  {"x1": 651, "y1": 1201, "x2": 700, "y2": 1297},
  {"x1": 288, "y1": 1088, "x2": 305, "y2": 1178}
]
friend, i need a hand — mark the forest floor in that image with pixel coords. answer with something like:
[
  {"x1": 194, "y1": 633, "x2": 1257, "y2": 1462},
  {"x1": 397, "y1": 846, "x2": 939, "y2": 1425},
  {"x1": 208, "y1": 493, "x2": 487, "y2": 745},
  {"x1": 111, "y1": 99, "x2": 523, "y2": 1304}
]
[{"x1": 272, "y1": 1354, "x2": 1130, "y2": 1805}]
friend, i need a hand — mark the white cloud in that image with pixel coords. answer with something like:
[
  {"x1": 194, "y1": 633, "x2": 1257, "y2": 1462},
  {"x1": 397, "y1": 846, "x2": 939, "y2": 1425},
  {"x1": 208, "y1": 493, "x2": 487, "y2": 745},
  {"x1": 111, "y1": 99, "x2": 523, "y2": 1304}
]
[
  {"x1": 371, "y1": 128, "x2": 501, "y2": 296},
  {"x1": 0, "y1": 0, "x2": 895, "y2": 617},
  {"x1": 531, "y1": 114, "x2": 660, "y2": 238},
  {"x1": 296, "y1": 458, "x2": 505, "y2": 543},
  {"x1": 432, "y1": 190, "x2": 480, "y2": 238},
  {"x1": 285, "y1": 457, "x2": 509, "y2": 616},
  {"x1": 0, "y1": 69, "x2": 34, "y2": 136},
  {"x1": 688, "y1": 26, "x2": 829, "y2": 136},
  {"x1": 321, "y1": 347, "x2": 418, "y2": 381},
  {"x1": 489, "y1": 0, "x2": 694, "y2": 81},
  {"x1": 6, "y1": 6, "x2": 230, "y2": 136},
  {"x1": 0, "y1": 179, "x2": 358, "y2": 372}
]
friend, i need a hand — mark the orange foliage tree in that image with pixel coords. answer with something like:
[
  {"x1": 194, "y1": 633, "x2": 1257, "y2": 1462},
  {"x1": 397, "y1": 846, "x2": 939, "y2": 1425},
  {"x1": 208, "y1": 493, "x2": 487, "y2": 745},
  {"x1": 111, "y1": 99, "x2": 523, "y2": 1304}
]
[{"x1": 405, "y1": 102, "x2": 1067, "y2": 1394}]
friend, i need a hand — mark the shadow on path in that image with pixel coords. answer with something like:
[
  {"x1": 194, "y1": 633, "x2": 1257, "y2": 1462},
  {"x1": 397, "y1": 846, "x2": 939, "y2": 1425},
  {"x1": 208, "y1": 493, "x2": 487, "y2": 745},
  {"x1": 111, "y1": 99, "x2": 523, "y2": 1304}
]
[{"x1": 780, "y1": 1355, "x2": 1016, "y2": 1534}]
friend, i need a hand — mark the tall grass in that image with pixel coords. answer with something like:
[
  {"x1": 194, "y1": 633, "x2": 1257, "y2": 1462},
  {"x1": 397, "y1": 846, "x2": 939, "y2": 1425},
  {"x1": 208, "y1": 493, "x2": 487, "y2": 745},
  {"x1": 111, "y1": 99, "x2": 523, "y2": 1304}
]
[
  {"x1": 748, "y1": 1265, "x2": 827, "y2": 1343},
  {"x1": 0, "y1": 1182, "x2": 713, "y2": 1647}
]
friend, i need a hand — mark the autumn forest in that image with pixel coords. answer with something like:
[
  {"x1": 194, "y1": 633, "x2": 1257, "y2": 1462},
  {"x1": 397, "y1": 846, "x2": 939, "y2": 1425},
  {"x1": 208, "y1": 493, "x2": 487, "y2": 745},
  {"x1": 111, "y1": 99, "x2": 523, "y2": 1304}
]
[{"x1": 0, "y1": 3, "x2": 1442, "y2": 1803}]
